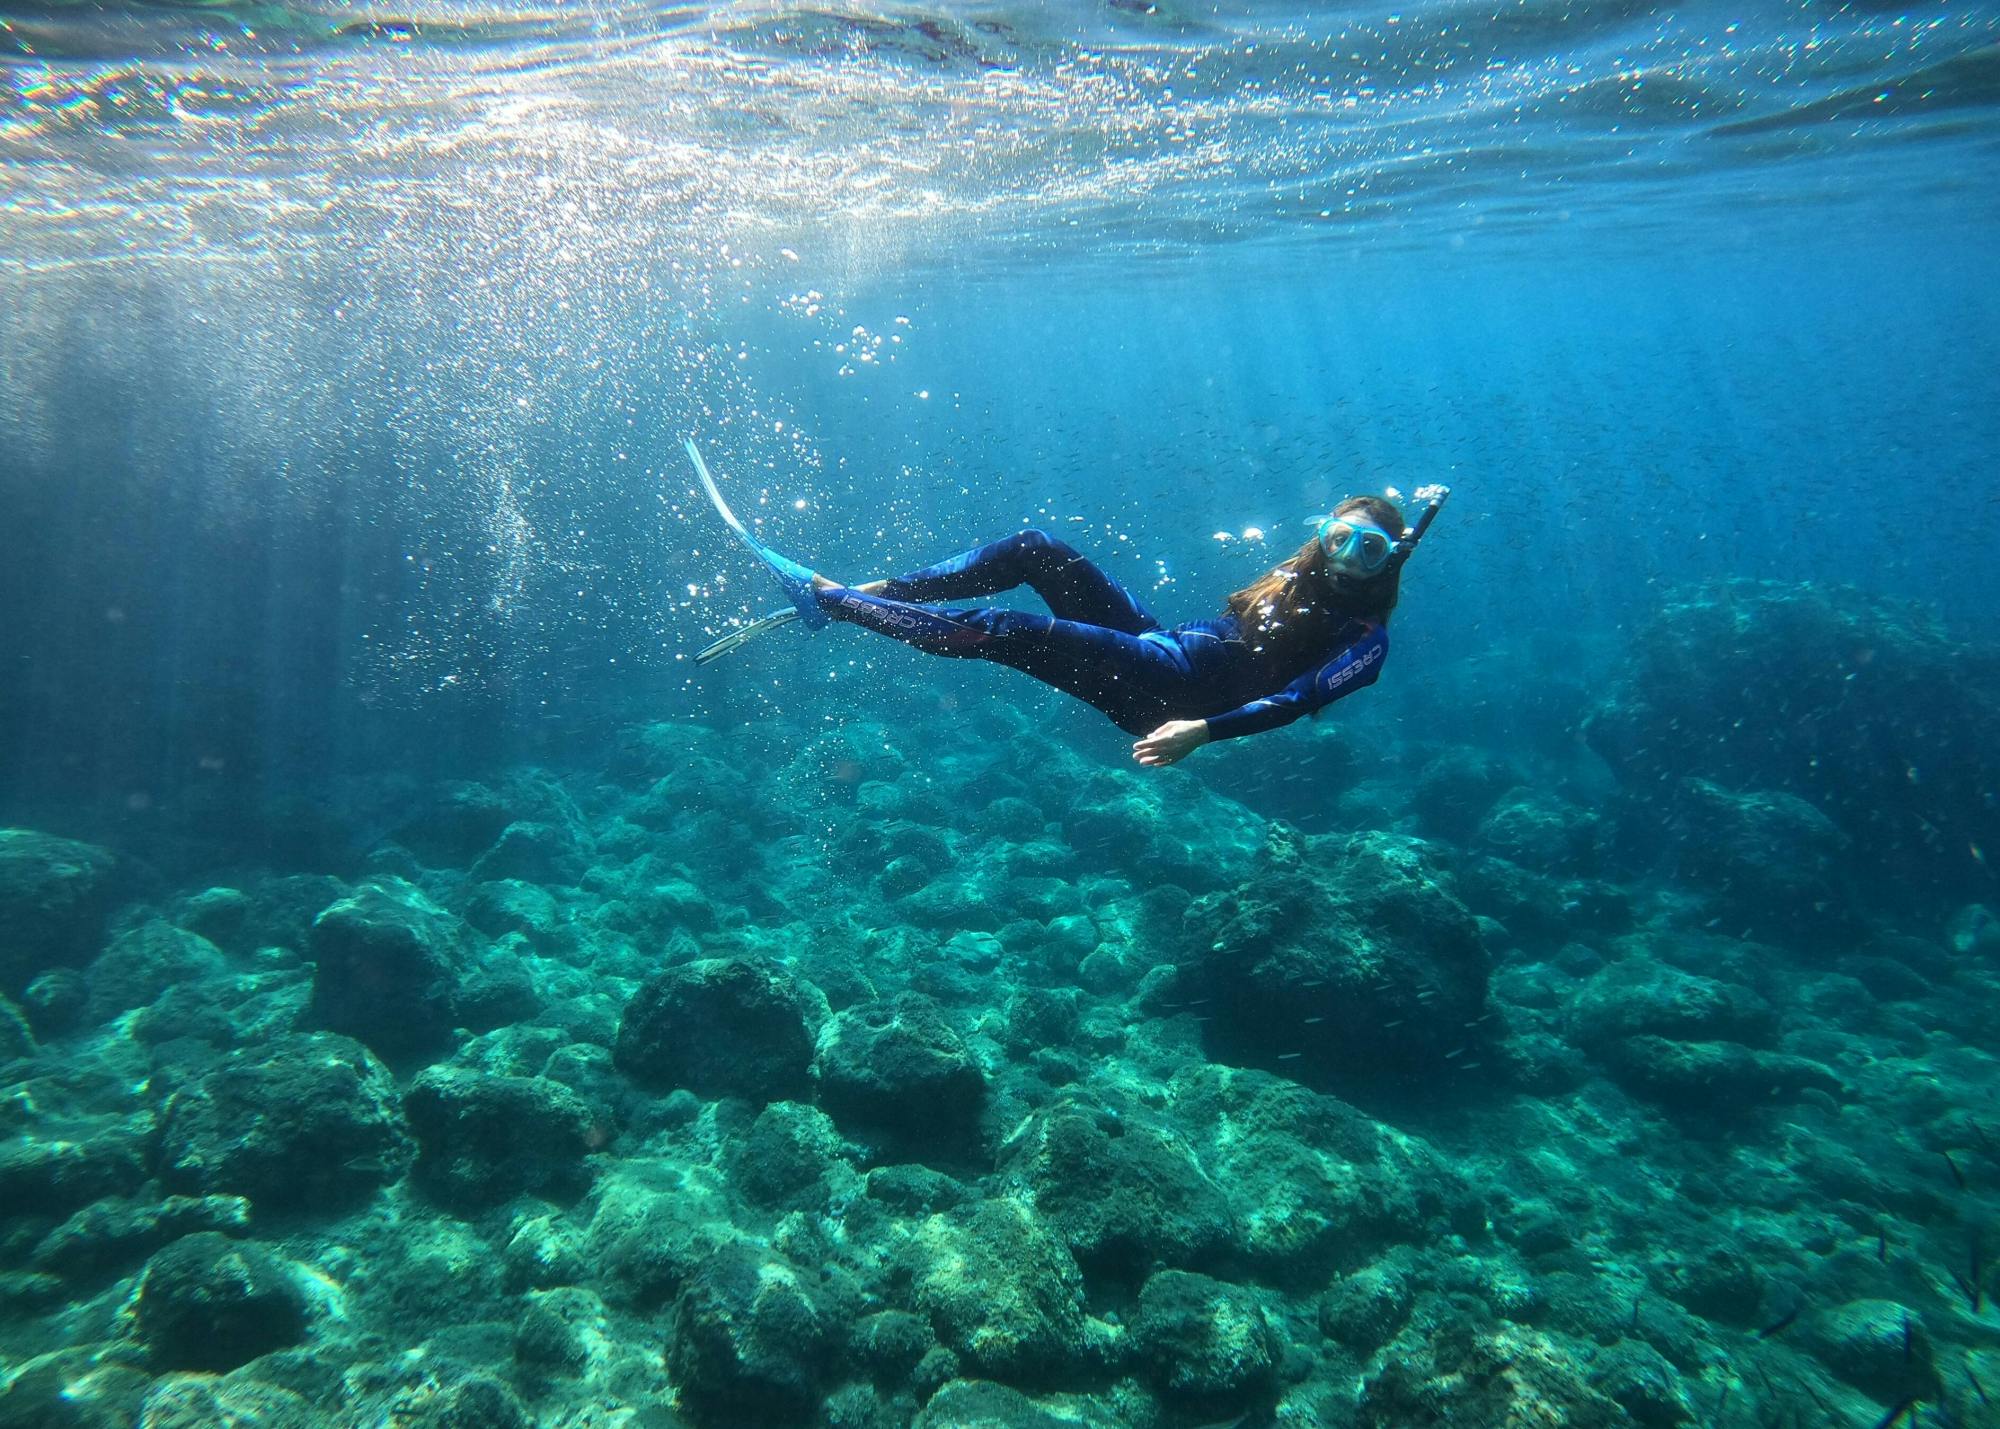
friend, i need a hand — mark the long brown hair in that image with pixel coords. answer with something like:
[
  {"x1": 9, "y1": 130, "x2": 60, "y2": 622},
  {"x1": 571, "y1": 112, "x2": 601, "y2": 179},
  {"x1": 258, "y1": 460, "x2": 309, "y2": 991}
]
[{"x1": 1225, "y1": 494, "x2": 1405, "y2": 666}]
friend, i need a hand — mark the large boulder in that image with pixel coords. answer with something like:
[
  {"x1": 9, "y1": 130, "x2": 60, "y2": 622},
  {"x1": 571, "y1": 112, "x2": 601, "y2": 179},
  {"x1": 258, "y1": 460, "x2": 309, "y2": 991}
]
[
  {"x1": 614, "y1": 956, "x2": 827, "y2": 1103},
  {"x1": 1584, "y1": 580, "x2": 2000, "y2": 901},
  {"x1": 0, "y1": 829, "x2": 117, "y2": 994},
  {"x1": 1131, "y1": 1270, "x2": 1280, "y2": 1412},
  {"x1": 666, "y1": 1240, "x2": 839, "y2": 1423},
  {"x1": 84, "y1": 920, "x2": 226, "y2": 1023},
  {"x1": 403, "y1": 1066, "x2": 601, "y2": 1212},
  {"x1": 999, "y1": 1094, "x2": 1234, "y2": 1279},
  {"x1": 906, "y1": 1200, "x2": 1098, "y2": 1381},
  {"x1": 1665, "y1": 778, "x2": 1850, "y2": 936},
  {"x1": 812, "y1": 993, "x2": 984, "y2": 1153},
  {"x1": 155, "y1": 1031, "x2": 411, "y2": 1213},
  {"x1": 134, "y1": 1233, "x2": 308, "y2": 1372},
  {"x1": 1568, "y1": 959, "x2": 1775, "y2": 1050},
  {"x1": 1179, "y1": 825, "x2": 1489, "y2": 1092},
  {"x1": 307, "y1": 878, "x2": 480, "y2": 1058},
  {"x1": 1359, "y1": 1322, "x2": 1625, "y2": 1428}
]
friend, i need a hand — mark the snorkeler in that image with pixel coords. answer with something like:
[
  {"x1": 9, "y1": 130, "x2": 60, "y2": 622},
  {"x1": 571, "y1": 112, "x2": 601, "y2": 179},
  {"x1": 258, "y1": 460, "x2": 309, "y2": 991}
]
[{"x1": 687, "y1": 439, "x2": 1446, "y2": 767}]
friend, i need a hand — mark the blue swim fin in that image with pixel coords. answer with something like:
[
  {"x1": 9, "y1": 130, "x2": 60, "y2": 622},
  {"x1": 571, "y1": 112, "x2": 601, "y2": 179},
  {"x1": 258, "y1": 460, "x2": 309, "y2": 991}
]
[{"x1": 684, "y1": 437, "x2": 827, "y2": 631}]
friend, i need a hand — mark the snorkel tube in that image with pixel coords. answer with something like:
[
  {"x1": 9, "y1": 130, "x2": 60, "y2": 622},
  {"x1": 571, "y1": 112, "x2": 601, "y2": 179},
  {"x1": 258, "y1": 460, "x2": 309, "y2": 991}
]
[{"x1": 1384, "y1": 484, "x2": 1451, "y2": 574}]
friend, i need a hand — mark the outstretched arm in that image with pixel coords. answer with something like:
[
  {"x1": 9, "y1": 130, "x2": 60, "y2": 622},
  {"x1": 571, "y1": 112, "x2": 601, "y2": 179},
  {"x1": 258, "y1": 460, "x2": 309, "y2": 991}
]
[{"x1": 1201, "y1": 622, "x2": 1390, "y2": 743}]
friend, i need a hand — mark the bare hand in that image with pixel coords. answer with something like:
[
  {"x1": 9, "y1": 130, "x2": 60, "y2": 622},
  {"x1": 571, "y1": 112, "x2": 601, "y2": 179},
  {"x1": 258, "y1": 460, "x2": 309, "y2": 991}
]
[{"x1": 1133, "y1": 719, "x2": 1210, "y2": 768}]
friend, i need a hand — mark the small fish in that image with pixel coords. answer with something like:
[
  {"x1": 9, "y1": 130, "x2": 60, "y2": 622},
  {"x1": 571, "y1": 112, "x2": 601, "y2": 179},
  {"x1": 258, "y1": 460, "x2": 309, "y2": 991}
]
[
  {"x1": 1969, "y1": 1367, "x2": 1990, "y2": 1406},
  {"x1": 1941, "y1": 1149, "x2": 1968, "y2": 1191},
  {"x1": 1444, "y1": 1048, "x2": 1466, "y2": 1060},
  {"x1": 1301, "y1": 1016, "x2": 1324, "y2": 1025},
  {"x1": 1756, "y1": 1301, "x2": 1803, "y2": 1339},
  {"x1": 1383, "y1": 1019, "x2": 1405, "y2": 1029},
  {"x1": 1276, "y1": 1052, "x2": 1302, "y2": 1062},
  {"x1": 1971, "y1": 1230, "x2": 1986, "y2": 1314},
  {"x1": 1877, "y1": 1227, "x2": 1888, "y2": 1263}
]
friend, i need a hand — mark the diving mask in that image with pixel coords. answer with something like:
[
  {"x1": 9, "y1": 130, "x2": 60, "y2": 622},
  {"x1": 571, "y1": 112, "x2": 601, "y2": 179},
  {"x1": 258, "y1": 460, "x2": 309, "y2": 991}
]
[{"x1": 1317, "y1": 515, "x2": 1397, "y2": 575}]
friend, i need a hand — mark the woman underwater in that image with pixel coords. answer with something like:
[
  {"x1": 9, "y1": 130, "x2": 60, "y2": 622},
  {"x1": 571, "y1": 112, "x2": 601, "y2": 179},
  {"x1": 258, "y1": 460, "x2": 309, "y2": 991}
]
[{"x1": 688, "y1": 441, "x2": 1445, "y2": 768}]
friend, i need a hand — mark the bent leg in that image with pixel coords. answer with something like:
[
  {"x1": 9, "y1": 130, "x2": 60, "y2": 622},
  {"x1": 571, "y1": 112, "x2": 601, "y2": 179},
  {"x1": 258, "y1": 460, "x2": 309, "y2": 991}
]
[
  {"x1": 879, "y1": 529, "x2": 1159, "y2": 634},
  {"x1": 818, "y1": 585, "x2": 1185, "y2": 734}
]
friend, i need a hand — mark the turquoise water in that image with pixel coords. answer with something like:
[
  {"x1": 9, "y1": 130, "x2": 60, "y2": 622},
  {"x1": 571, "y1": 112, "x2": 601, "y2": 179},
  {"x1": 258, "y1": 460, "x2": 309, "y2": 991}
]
[{"x1": 3, "y1": 3, "x2": 1999, "y2": 1426}]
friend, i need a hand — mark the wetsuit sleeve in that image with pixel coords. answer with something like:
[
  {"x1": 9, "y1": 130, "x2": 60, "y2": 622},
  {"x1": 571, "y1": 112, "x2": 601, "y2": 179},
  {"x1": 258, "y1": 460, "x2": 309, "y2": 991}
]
[{"x1": 1203, "y1": 623, "x2": 1388, "y2": 742}]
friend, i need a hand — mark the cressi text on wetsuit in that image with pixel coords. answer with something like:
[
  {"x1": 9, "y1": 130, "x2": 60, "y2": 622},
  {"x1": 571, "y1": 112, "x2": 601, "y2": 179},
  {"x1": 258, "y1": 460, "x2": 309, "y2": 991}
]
[{"x1": 813, "y1": 529, "x2": 1386, "y2": 738}]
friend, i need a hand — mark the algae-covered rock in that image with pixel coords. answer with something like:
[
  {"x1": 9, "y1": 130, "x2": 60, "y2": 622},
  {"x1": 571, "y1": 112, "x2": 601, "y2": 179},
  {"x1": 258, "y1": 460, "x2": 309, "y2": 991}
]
[
  {"x1": 730, "y1": 1100, "x2": 850, "y2": 1212},
  {"x1": 1584, "y1": 580, "x2": 2000, "y2": 899},
  {"x1": 911, "y1": 1379, "x2": 1132, "y2": 1429},
  {"x1": 31, "y1": 1193, "x2": 249, "y2": 1278},
  {"x1": 812, "y1": 992, "x2": 984, "y2": 1152},
  {"x1": 1358, "y1": 1322, "x2": 1624, "y2": 1428},
  {"x1": 1800, "y1": 1299, "x2": 1940, "y2": 1402},
  {"x1": 999, "y1": 1095, "x2": 1233, "y2": 1279},
  {"x1": 1320, "y1": 1260, "x2": 1415, "y2": 1353},
  {"x1": 403, "y1": 1065, "x2": 600, "y2": 1211},
  {"x1": 1131, "y1": 1269, "x2": 1280, "y2": 1410},
  {"x1": 1601, "y1": 1036, "x2": 1844, "y2": 1112},
  {"x1": 907, "y1": 1199, "x2": 1094, "y2": 1381},
  {"x1": 307, "y1": 878, "x2": 479, "y2": 1058},
  {"x1": 1476, "y1": 787, "x2": 1602, "y2": 874},
  {"x1": 135, "y1": 1379, "x2": 315, "y2": 1429},
  {"x1": 0, "y1": 1351, "x2": 150, "y2": 1429},
  {"x1": 0, "y1": 828, "x2": 118, "y2": 994},
  {"x1": 155, "y1": 1031, "x2": 411, "y2": 1213},
  {"x1": 84, "y1": 920, "x2": 226, "y2": 1023},
  {"x1": 1166, "y1": 1063, "x2": 1461, "y2": 1280},
  {"x1": 1668, "y1": 778, "x2": 1850, "y2": 936},
  {"x1": 1180, "y1": 825, "x2": 1488, "y2": 1091},
  {"x1": 667, "y1": 1239, "x2": 836, "y2": 1423},
  {"x1": 614, "y1": 955, "x2": 827, "y2": 1102},
  {"x1": 135, "y1": 1232, "x2": 308, "y2": 1372},
  {"x1": 1568, "y1": 958, "x2": 1775, "y2": 1050}
]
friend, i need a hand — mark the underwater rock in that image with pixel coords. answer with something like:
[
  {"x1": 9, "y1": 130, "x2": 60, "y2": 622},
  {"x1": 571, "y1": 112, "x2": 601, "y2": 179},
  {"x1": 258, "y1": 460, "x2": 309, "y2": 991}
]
[
  {"x1": 1320, "y1": 1260, "x2": 1415, "y2": 1354},
  {"x1": 864, "y1": 1163, "x2": 968, "y2": 1217},
  {"x1": 583, "y1": 1164, "x2": 736, "y2": 1309},
  {"x1": 155, "y1": 1031, "x2": 411, "y2": 1213},
  {"x1": 31, "y1": 1192, "x2": 249, "y2": 1279},
  {"x1": 907, "y1": 1199, "x2": 1097, "y2": 1381},
  {"x1": 1358, "y1": 1322, "x2": 1624, "y2": 1428},
  {"x1": 910, "y1": 1379, "x2": 1130, "y2": 1429},
  {"x1": 851, "y1": 1308, "x2": 939, "y2": 1387},
  {"x1": 0, "y1": 1351, "x2": 150, "y2": 1429},
  {"x1": 1165, "y1": 1063, "x2": 1460, "y2": 1280},
  {"x1": 0, "y1": 1113, "x2": 149, "y2": 1220},
  {"x1": 1411, "y1": 746, "x2": 1522, "y2": 843},
  {"x1": 20, "y1": 967, "x2": 86, "y2": 1037},
  {"x1": 730, "y1": 1100, "x2": 852, "y2": 1212},
  {"x1": 0, "y1": 828, "x2": 118, "y2": 994},
  {"x1": 135, "y1": 1378, "x2": 316, "y2": 1429},
  {"x1": 388, "y1": 780, "x2": 515, "y2": 866},
  {"x1": 1585, "y1": 1341, "x2": 1695, "y2": 1427},
  {"x1": 812, "y1": 992, "x2": 984, "y2": 1153},
  {"x1": 1179, "y1": 824, "x2": 1488, "y2": 1091},
  {"x1": 1666, "y1": 778, "x2": 1849, "y2": 936},
  {"x1": 1130, "y1": 1269, "x2": 1280, "y2": 1411},
  {"x1": 514, "y1": 1285, "x2": 604, "y2": 1378},
  {"x1": 402, "y1": 1065, "x2": 600, "y2": 1212},
  {"x1": 1600, "y1": 1036, "x2": 1844, "y2": 1112},
  {"x1": 666, "y1": 1239, "x2": 837, "y2": 1424},
  {"x1": 1947, "y1": 902, "x2": 1999, "y2": 957},
  {"x1": 1584, "y1": 580, "x2": 2000, "y2": 899},
  {"x1": 470, "y1": 819, "x2": 586, "y2": 885},
  {"x1": 614, "y1": 955, "x2": 827, "y2": 1103},
  {"x1": 999, "y1": 1093, "x2": 1233, "y2": 1280},
  {"x1": 307, "y1": 877, "x2": 480, "y2": 1059},
  {"x1": 84, "y1": 919, "x2": 227, "y2": 1023},
  {"x1": 1568, "y1": 958, "x2": 1776, "y2": 1049},
  {"x1": 462, "y1": 879, "x2": 573, "y2": 952},
  {"x1": 1476, "y1": 786, "x2": 1603, "y2": 875},
  {"x1": 1800, "y1": 1299, "x2": 1940, "y2": 1402},
  {"x1": 171, "y1": 885, "x2": 251, "y2": 951},
  {"x1": 135, "y1": 1232, "x2": 308, "y2": 1372}
]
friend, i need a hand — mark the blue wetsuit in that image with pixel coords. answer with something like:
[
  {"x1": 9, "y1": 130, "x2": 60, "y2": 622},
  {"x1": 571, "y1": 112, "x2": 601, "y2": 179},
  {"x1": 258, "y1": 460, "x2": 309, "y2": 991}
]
[{"x1": 815, "y1": 529, "x2": 1387, "y2": 740}]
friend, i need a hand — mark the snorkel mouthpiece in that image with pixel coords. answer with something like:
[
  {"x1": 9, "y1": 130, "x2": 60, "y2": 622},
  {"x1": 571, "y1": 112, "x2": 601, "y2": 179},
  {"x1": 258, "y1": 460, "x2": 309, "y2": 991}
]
[{"x1": 1383, "y1": 483, "x2": 1451, "y2": 575}]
